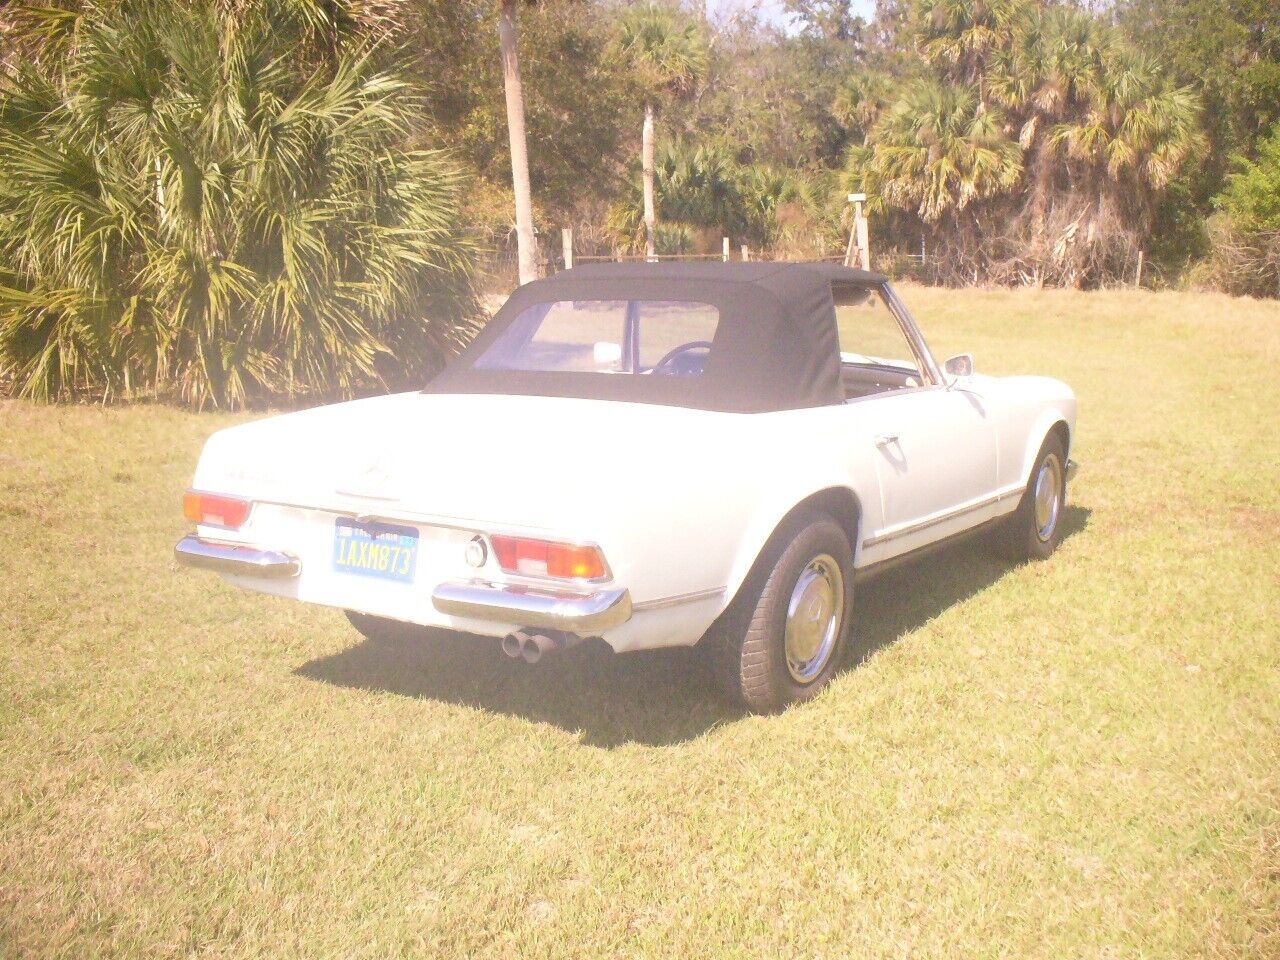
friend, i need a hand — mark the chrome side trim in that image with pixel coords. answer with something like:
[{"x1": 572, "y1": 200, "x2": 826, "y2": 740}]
[
  {"x1": 862, "y1": 487, "x2": 1023, "y2": 549},
  {"x1": 174, "y1": 535, "x2": 300, "y2": 579},
  {"x1": 632, "y1": 586, "x2": 725, "y2": 612},
  {"x1": 432, "y1": 580, "x2": 632, "y2": 634},
  {"x1": 1066, "y1": 459, "x2": 1080, "y2": 482}
]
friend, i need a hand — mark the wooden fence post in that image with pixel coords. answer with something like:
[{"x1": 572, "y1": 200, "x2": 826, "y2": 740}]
[
  {"x1": 1134, "y1": 250, "x2": 1144, "y2": 289},
  {"x1": 741, "y1": 244, "x2": 750, "y2": 262},
  {"x1": 845, "y1": 193, "x2": 870, "y2": 270},
  {"x1": 561, "y1": 228, "x2": 573, "y2": 271},
  {"x1": 855, "y1": 212, "x2": 870, "y2": 271}
]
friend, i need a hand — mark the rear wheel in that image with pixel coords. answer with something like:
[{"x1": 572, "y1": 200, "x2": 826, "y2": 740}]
[
  {"x1": 996, "y1": 433, "x2": 1067, "y2": 562},
  {"x1": 709, "y1": 510, "x2": 854, "y2": 713}
]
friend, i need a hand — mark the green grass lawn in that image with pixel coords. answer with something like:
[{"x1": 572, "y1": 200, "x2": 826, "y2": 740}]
[{"x1": 2, "y1": 286, "x2": 1277, "y2": 958}]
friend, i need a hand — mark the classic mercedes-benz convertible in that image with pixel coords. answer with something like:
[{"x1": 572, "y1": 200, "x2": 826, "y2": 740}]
[{"x1": 177, "y1": 262, "x2": 1077, "y2": 711}]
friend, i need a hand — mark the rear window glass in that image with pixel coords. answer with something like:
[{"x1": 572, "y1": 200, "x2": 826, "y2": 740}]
[{"x1": 473, "y1": 300, "x2": 720, "y2": 376}]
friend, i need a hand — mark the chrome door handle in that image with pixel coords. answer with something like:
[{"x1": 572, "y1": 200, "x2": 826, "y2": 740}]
[{"x1": 875, "y1": 434, "x2": 899, "y2": 447}]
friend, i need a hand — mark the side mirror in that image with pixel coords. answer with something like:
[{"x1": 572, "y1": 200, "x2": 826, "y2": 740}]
[{"x1": 944, "y1": 353, "x2": 974, "y2": 379}]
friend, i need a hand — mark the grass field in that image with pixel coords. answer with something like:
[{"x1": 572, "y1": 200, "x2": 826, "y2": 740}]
[{"x1": 2, "y1": 285, "x2": 1278, "y2": 958}]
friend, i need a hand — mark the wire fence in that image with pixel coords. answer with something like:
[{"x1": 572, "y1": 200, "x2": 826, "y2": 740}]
[{"x1": 475, "y1": 228, "x2": 862, "y2": 293}]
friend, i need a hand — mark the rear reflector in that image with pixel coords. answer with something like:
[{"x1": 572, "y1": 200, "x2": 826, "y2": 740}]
[
  {"x1": 489, "y1": 535, "x2": 607, "y2": 581},
  {"x1": 183, "y1": 491, "x2": 252, "y2": 530}
]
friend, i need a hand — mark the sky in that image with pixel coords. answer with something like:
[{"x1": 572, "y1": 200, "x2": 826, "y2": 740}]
[{"x1": 703, "y1": 0, "x2": 878, "y2": 30}]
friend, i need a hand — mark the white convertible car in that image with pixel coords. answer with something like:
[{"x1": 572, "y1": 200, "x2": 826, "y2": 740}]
[{"x1": 177, "y1": 263, "x2": 1077, "y2": 711}]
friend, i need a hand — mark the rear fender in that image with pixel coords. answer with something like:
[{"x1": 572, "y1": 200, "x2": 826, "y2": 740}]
[{"x1": 723, "y1": 481, "x2": 864, "y2": 607}]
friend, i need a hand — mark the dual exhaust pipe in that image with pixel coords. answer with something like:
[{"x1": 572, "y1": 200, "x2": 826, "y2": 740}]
[{"x1": 501, "y1": 628, "x2": 583, "y2": 664}]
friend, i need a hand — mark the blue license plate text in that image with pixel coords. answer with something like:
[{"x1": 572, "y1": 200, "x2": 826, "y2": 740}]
[{"x1": 333, "y1": 519, "x2": 418, "y2": 583}]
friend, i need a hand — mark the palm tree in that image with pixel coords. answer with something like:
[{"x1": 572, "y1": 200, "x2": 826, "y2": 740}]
[
  {"x1": 911, "y1": 0, "x2": 1022, "y2": 89},
  {"x1": 0, "y1": 0, "x2": 479, "y2": 406},
  {"x1": 605, "y1": 139, "x2": 808, "y2": 254},
  {"x1": 615, "y1": 3, "x2": 708, "y2": 260},
  {"x1": 606, "y1": 140, "x2": 742, "y2": 249},
  {"x1": 868, "y1": 80, "x2": 1023, "y2": 224},
  {"x1": 498, "y1": 0, "x2": 539, "y2": 284},
  {"x1": 1048, "y1": 41, "x2": 1203, "y2": 232},
  {"x1": 986, "y1": 5, "x2": 1099, "y2": 249}
]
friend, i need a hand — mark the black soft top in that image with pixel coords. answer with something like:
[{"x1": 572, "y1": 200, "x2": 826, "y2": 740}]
[{"x1": 426, "y1": 261, "x2": 888, "y2": 413}]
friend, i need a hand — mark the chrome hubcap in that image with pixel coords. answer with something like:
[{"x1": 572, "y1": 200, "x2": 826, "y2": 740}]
[
  {"x1": 784, "y1": 554, "x2": 844, "y2": 684},
  {"x1": 1034, "y1": 453, "x2": 1063, "y2": 542}
]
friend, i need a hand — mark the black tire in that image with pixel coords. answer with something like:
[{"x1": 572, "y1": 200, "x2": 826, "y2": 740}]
[
  {"x1": 995, "y1": 432, "x2": 1068, "y2": 562},
  {"x1": 708, "y1": 509, "x2": 855, "y2": 713}
]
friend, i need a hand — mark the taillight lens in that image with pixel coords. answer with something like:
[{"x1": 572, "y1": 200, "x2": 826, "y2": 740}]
[
  {"x1": 183, "y1": 491, "x2": 252, "y2": 530},
  {"x1": 489, "y1": 535, "x2": 607, "y2": 581}
]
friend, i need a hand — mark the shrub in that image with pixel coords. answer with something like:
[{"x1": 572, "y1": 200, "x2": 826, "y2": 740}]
[
  {"x1": 1217, "y1": 124, "x2": 1280, "y2": 233},
  {"x1": 0, "y1": 0, "x2": 480, "y2": 407}
]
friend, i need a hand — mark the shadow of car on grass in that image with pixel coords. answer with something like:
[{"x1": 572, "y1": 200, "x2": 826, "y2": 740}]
[{"x1": 295, "y1": 506, "x2": 1089, "y2": 749}]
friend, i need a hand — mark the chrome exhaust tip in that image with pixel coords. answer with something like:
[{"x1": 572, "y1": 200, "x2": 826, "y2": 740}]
[
  {"x1": 501, "y1": 628, "x2": 584, "y2": 664},
  {"x1": 520, "y1": 632, "x2": 557, "y2": 664},
  {"x1": 501, "y1": 631, "x2": 527, "y2": 659}
]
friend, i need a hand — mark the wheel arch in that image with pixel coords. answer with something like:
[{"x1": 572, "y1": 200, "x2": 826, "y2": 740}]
[
  {"x1": 1018, "y1": 414, "x2": 1071, "y2": 488},
  {"x1": 722, "y1": 485, "x2": 862, "y2": 609}
]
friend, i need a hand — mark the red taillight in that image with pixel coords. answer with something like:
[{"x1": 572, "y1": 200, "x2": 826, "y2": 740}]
[
  {"x1": 489, "y1": 535, "x2": 607, "y2": 581},
  {"x1": 183, "y1": 491, "x2": 252, "y2": 530}
]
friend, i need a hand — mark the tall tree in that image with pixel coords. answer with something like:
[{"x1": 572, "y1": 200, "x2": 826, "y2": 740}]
[
  {"x1": 615, "y1": 3, "x2": 708, "y2": 260},
  {"x1": 498, "y1": 0, "x2": 539, "y2": 284}
]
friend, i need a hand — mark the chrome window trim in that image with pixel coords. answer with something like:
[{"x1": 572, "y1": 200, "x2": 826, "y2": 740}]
[
  {"x1": 879, "y1": 281, "x2": 944, "y2": 387},
  {"x1": 831, "y1": 280, "x2": 941, "y2": 392}
]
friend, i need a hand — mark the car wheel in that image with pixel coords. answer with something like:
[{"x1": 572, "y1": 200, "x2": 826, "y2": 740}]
[
  {"x1": 709, "y1": 509, "x2": 855, "y2": 713},
  {"x1": 997, "y1": 432, "x2": 1068, "y2": 562}
]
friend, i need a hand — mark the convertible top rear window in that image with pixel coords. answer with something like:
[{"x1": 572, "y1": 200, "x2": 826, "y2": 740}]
[
  {"x1": 473, "y1": 299, "x2": 720, "y2": 376},
  {"x1": 427, "y1": 262, "x2": 890, "y2": 413}
]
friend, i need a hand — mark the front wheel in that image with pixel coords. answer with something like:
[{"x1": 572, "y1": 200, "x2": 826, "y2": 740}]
[
  {"x1": 996, "y1": 433, "x2": 1068, "y2": 562},
  {"x1": 708, "y1": 510, "x2": 854, "y2": 713}
]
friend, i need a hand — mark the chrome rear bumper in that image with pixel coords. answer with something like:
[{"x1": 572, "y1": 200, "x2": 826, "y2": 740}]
[
  {"x1": 432, "y1": 580, "x2": 632, "y2": 634},
  {"x1": 174, "y1": 536, "x2": 300, "y2": 579}
]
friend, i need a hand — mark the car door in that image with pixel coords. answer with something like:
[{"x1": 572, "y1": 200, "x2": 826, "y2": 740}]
[
  {"x1": 860, "y1": 385, "x2": 999, "y2": 559},
  {"x1": 832, "y1": 283, "x2": 998, "y2": 562}
]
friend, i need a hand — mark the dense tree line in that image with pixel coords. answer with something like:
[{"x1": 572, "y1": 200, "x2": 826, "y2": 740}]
[{"x1": 2, "y1": 0, "x2": 1278, "y2": 405}]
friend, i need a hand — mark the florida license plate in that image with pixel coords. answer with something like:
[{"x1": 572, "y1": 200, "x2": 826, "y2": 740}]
[{"x1": 332, "y1": 518, "x2": 418, "y2": 583}]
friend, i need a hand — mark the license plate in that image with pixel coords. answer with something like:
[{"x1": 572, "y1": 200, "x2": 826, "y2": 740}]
[{"x1": 332, "y1": 518, "x2": 418, "y2": 583}]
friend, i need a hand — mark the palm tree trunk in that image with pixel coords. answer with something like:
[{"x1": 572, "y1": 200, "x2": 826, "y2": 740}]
[
  {"x1": 499, "y1": 0, "x2": 538, "y2": 285},
  {"x1": 642, "y1": 100, "x2": 657, "y2": 261}
]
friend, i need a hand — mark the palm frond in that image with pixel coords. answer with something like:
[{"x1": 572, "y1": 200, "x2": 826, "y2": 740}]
[{"x1": 0, "y1": 0, "x2": 478, "y2": 407}]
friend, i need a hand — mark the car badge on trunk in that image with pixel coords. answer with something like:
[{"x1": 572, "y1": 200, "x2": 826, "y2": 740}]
[{"x1": 335, "y1": 455, "x2": 402, "y2": 501}]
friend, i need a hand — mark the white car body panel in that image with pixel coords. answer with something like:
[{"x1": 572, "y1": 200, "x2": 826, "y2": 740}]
[{"x1": 187, "y1": 372, "x2": 1075, "y2": 653}]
